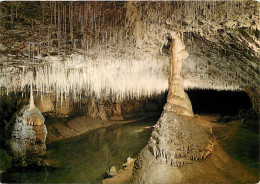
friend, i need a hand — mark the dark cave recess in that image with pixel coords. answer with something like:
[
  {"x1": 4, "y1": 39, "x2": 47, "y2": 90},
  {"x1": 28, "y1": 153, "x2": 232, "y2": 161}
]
[{"x1": 186, "y1": 89, "x2": 252, "y2": 115}]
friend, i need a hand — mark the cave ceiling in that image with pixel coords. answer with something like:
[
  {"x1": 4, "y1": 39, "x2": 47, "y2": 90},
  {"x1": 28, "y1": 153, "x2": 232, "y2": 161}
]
[{"x1": 0, "y1": 1, "x2": 259, "y2": 109}]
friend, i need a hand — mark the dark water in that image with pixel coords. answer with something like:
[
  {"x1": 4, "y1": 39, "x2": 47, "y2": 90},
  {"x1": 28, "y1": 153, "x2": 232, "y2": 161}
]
[{"x1": 1, "y1": 119, "x2": 155, "y2": 183}]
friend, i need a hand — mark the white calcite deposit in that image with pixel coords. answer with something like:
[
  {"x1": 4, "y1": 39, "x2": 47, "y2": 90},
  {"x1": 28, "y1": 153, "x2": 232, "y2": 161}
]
[
  {"x1": 0, "y1": 1, "x2": 259, "y2": 110},
  {"x1": 147, "y1": 32, "x2": 214, "y2": 167},
  {"x1": 10, "y1": 87, "x2": 47, "y2": 157}
]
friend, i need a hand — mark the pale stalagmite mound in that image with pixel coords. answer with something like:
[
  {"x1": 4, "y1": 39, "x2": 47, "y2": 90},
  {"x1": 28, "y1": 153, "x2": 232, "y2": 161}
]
[
  {"x1": 10, "y1": 104, "x2": 47, "y2": 157},
  {"x1": 130, "y1": 115, "x2": 258, "y2": 184},
  {"x1": 9, "y1": 85, "x2": 48, "y2": 158}
]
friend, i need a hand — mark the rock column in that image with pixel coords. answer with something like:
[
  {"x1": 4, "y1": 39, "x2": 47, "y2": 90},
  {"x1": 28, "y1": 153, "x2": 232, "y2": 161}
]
[
  {"x1": 164, "y1": 32, "x2": 194, "y2": 117},
  {"x1": 131, "y1": 32, "x2": 214, "y2": 183}
]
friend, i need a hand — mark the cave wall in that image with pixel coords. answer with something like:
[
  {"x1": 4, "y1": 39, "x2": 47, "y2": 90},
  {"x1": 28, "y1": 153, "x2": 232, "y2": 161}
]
[{"x1": 0, "y1": 91, "x2": 166, "y2": 128}]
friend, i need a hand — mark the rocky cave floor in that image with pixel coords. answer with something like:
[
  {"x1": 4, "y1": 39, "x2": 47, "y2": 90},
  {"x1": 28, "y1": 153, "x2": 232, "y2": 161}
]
[
  {"x1": 103, "y1": 114, "x2": 259, "y2": 184},
  {"x1": 0, "y1": 113, "x2": 259, "y2": 183}
]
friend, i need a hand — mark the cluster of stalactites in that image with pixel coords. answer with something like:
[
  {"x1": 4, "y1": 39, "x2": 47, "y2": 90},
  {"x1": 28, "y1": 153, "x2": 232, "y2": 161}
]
[
  {"x1": 3, "y1": 1, "x2": 258, "y2": 61},
  {"x1": 0, "y1": 53, "x2": 246, "y2": 108},
  {"x1": 0, "y1": 54, "x2": 168, "y2": 104},
  {"x1": 3, "y1": 1, "x2": 131, "y2": 59},
  {"x1": 128, "y1": 0, "x2": 259, "y2": 64},
  {"x1": 181, "y1": 29, "x2": 259, "y2": 104},
  {"x1": 0, "y1": 1, "x2": 258, "y2": 107}
]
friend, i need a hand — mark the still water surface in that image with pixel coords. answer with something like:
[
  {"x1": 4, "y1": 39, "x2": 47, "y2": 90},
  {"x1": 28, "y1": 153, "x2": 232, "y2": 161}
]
[{"x1": 2, "y1": 118, "x2": 155, "y2": 183}]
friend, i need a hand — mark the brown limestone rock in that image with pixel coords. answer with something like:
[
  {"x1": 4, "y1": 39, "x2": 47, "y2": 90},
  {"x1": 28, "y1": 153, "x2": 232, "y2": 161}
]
[
  {"x1": 35, "y1": 95, "x2": 54, "y2": 113},
  {"x1": 110, "y1": 101, "x2": 124, "y2": 121}
]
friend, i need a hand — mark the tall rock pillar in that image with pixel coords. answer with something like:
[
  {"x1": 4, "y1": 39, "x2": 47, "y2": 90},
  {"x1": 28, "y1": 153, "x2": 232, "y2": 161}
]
[
  {"x1": 164, "y1": 32, "x2": 194, "y2": 117},
  {"x1": 131, "y1": 32, "x2": 214, "y2": 184}
]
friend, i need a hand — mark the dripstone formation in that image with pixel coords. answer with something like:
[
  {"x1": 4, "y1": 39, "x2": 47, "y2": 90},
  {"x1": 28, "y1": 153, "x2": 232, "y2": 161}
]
[
  {"x1": 131, "y1": 33, "x2": 215, "y2": 183},
  {"x1": 150, "y1": 33, "x2": 213, "y2": 165},
  {"x1": 10, "y1": 88, "x2": 47, "y2": 158}
]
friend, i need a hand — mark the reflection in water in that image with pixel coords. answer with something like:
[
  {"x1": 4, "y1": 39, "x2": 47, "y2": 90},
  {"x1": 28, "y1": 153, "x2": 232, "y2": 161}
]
[{"x1": 2, "y1": 119, "x2": 154, "y2": 183}]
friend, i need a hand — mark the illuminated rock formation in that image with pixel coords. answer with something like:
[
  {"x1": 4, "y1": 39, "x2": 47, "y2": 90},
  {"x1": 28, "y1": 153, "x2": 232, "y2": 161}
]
[
  {"x1": 164, "y1": 32, "x2": 194, "y2": 117},
  {"x1": 131, "y1": 33, "x2": 215, "y2": 183},
  {"x1": 10, "y1": 86, "x2": 47, "y2": 158}
]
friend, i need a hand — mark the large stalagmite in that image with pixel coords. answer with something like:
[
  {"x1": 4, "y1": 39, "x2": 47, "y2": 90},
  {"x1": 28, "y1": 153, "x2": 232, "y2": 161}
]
[
  {"x1": 10, "y1": 85, "x2": 47, "y2": 158},
  {"x1": 131, "y1": 33, "x2": 214, "y2": 183}
]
